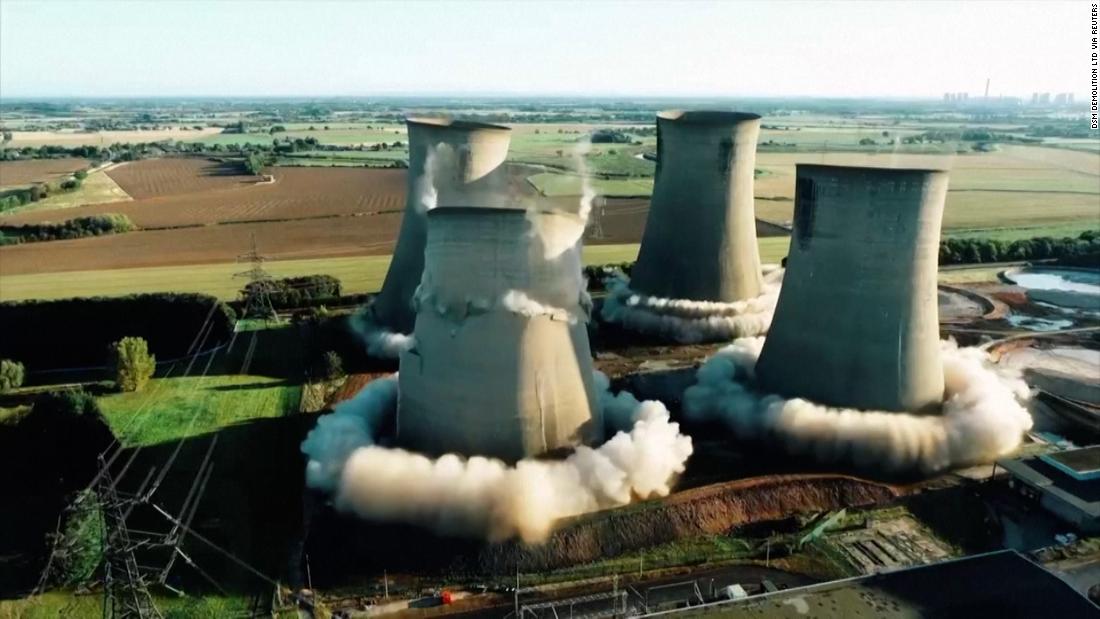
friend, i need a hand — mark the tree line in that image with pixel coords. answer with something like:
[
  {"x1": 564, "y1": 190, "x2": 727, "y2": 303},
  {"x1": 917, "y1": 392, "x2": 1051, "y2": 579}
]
[
  {"x1": 939, "y1": 231, "x2": 1099, "y2": 266},
  {"x1": 0, "y1": 293, "x2": 236, "y2": 370},
  {"x1": 0, "y1": 213, "x2": 135, "y2": 245},
  {"x1": 241, "y1": 274, "x2": 343, "y2": 310}
]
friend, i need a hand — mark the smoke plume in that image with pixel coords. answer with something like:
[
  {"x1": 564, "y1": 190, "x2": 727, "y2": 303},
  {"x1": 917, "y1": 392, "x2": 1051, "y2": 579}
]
[
  {"x1": 600, "y1": 268, "x2": 783, "y2": 343},
  {"x1": 683, "y1": 338, "x2": 1033, "y2": 475},
  {"x1": 350, "y1": 310, "x2": 417, "y2": 359},
  {"x1": 301, "y1": 373, "x2": 693, "y2": 542}
]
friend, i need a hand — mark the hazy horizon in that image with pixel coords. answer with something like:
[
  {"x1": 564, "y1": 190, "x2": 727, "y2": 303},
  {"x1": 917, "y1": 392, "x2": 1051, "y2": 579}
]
[{"x1": 0, "y1": 0, "x2": 1090, "y2": 99}]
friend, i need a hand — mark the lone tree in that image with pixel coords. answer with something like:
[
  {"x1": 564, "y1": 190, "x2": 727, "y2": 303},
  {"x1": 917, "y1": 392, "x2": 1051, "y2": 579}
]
[
  {"x1": 322, "y1": 350, "x2": 344, "y2": 381},
  {"x1": 0, "y1": 359, "x2": 25, "y2": 392},
  {"x1": 108, "y1": 336, "x2": 156, "y2": 392}
]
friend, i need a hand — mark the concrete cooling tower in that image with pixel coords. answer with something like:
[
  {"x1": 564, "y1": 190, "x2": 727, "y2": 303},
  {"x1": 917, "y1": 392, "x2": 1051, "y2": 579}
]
[
  {"x1": 630, "y1": 110, "x2": 764, "y2": 302},
  {"x1": 370, "y1": 118, "x2": 512, "y2": 334},
  {"x1": 756, "y1": 164, "x2": 949, "y2": 412},
  {"x1": 397, "y1": 207, "x2": 602, "y2": 461}
]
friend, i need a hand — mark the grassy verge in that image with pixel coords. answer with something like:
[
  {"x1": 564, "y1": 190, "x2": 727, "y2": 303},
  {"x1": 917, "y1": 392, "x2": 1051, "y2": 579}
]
[
  {"x1": 0, "y1": 591, "x2": 256, "y2": 619},
  {"x1": 98, "y1": 374, "x2": 301, "y2": 447}
]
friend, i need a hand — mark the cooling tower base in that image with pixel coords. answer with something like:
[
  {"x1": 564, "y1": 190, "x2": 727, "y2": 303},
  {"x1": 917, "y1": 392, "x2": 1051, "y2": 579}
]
[
  {"x1": 598, "y1": 269, "x2": 783, "y2": 344},
  {"x1": 684, "y1": 338, "x2": 1033, "y2": 476}
]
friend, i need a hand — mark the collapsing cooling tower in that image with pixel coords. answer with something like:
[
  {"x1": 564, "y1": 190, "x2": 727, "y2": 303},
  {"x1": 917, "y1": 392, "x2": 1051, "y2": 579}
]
[
  {"x1": 756, "y1": 164, "x2": 949, "y2": 412},
  {"x1": 630, "y1": 111, "x2": 764, "y2": 302},
  {"x1": 397, "y1": 207, "x2": 602, "y2": 461},
  {"x1": 369, "y1": 118, "x2": 512, "y2": 334}
]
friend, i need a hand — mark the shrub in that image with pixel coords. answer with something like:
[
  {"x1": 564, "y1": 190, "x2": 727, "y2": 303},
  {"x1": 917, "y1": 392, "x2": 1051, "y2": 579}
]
[
  {"x1": 0, "y1": 359, "x2": 24, "y2": 392},
  {"x1": 108, "y1": 336, "x2": 156, "y2": 392},
  {"x1": 34, "y1": 389, "x2": 102, "y2": 418},
  {"x1": 322, "y1": 351, "x2": 345, "y2": 381},
  {"x1": 51, "y1": 489, "x2": 105, "y2": 587}
]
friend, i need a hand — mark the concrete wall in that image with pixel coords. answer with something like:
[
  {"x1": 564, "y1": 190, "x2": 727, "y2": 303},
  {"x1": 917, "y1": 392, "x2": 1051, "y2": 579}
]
[
  {"x1": 630, "y1": 111, "x2": 764, "y2": 302},
  {"x1": 397, "y1": 208, "x2": 601, "y2": 461},
  {"x1": 370, "y1": 118, "x2": 512, "y2": 334},
  {"x1": 756, "y1": 164, "x2": 949, "y2": 412}
]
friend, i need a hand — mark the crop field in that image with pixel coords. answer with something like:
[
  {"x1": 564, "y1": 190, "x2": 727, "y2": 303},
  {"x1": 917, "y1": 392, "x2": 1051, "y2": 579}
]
[
  {"x1": 4, "y1": 127, "x2": 222, "y2": 147},
  {"x1": 744, "y1": 147, "x2": 1100, "y2": 231},
  {"x1": 186, "y1": 122, "x2": 407, "y2": 147},
  {"x1": 1, "y1": 161, "x2": 407, "y2": 229},
  {"x1": 0, "y1": 239, "x2": 793, "y2": 302},
  {"x1": 106, "y1": 157, "x2": 257, "y2": 199},
  {"x1": 0, "y1": 158, "x2": 90, "y2": 188},
  {"x1": 0, "y1": 214, "x2": 403, "y2": 275}
]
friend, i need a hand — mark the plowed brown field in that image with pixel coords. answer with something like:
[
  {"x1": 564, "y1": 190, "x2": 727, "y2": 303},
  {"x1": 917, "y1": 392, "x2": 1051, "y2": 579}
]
[
  {"x1": 0, "y1": 158, "x2": 90, "y2": 188},
  {"x1": 2, "y1": 159, "x2": 407, "y2": 228},
  {"x1": 106, "y1": 158, "x2": 256, "y2": 199},
  {"x1": 0, "y1": 157, "x2": 785, "y2": 277}
]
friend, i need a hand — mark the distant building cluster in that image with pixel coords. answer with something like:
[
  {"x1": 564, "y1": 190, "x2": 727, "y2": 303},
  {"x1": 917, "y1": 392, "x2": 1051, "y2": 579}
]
[
  {"x1": 943, "y1": 92, "x2": 969, "y2": 102},
  {"x1": 1031, "y1": 92, "x2": 1075, "y2": 106}
]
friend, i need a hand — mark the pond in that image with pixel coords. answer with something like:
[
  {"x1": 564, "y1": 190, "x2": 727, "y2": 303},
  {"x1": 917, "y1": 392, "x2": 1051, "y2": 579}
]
[{"x1": 1007, "y1": 268, "x2": 1100, "y2": 295}]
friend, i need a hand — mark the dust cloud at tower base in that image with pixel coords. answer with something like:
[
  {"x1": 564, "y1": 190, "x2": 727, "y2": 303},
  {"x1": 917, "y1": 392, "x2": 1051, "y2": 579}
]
[{"x1": 601, "y1": 110, "x2": 774, "y2": 343}]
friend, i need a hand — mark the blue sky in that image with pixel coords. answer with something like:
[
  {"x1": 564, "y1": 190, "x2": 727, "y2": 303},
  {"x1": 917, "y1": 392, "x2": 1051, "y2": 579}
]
[{"x1": 0, "y1": 0, "x2": 1087, "y2": 98}]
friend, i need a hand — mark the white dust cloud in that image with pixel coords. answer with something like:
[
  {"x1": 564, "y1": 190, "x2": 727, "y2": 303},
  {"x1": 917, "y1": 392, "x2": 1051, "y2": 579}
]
[
  {"x1": 350, "y1": 310, "x2": 417, "y2": 359},
  {"x1": 683, "y1": 338, "x2": 1033, "y2": 475},
  {"x1": 600, "y1": 268, "x2": 783, "y2": 344},
  {"x1": 301, "y1": 372, "x2": 693, "y2": 543}
]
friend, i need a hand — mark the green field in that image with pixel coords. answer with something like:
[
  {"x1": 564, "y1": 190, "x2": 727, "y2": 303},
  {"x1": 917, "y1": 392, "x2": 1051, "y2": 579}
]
[
  {"x1": 1, "y1": 168, "x2": 131, "y2": 215},
  {"x1": 98, "y1": 373, "x2": 300, "y2": 447},
  {"x1": 528, "y1": 172, "x2": 654, "y2": 197},
  {"x1": 0, "y1": 591, "x2": 256, "y2": 619},
  {"x1": 0, "y1": 240, "x2": 785, "y2": 303}
]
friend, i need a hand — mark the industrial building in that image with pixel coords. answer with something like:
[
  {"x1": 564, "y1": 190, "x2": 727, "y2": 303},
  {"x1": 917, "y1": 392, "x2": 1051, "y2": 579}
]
[
  {"x1": 396, "y1": 207, "x2": 602, "y2": 461},
  {"x1": 629, "y1": 110, "x2": 764, "y2": 303},
  {"x1": 756, "y1": 164, "x2": 949, "y2": 412},
  {"x1": 369, "y1": 117, "x2": 512, "y2": 334},
  {"x1": 640, "y1": 550, "x2": 1098, "y2": 618},
  {"x1": 999, "y1": 446, "x2": 1100, "y2": 534}
]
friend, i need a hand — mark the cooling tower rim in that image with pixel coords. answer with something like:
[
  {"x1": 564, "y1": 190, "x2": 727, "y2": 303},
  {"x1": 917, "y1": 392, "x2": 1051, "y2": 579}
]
[
  {"x1": 657, "y1": 110, "x2": 762, "y2": 124},
  {"x1": 797, "y1": 162, "x2": 950, "y2": 175},
  {"x1": 405, "y1": 116, "x2": 511, "y2": 132}
]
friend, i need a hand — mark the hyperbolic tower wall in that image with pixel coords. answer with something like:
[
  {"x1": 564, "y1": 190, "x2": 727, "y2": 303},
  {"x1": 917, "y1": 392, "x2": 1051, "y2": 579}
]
[
  {"x1": 397, "y1": 207, "x2": 602, "y2": 461},
  {"x1": 370, "y1": 118, "x2": 512, "y2": 334},
  {"x1": 630, "y1": 110, "x2": 764, "y2": 302},
  {"x1": 756, "y1": 164, "x2": 949, "y2": 412}
]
